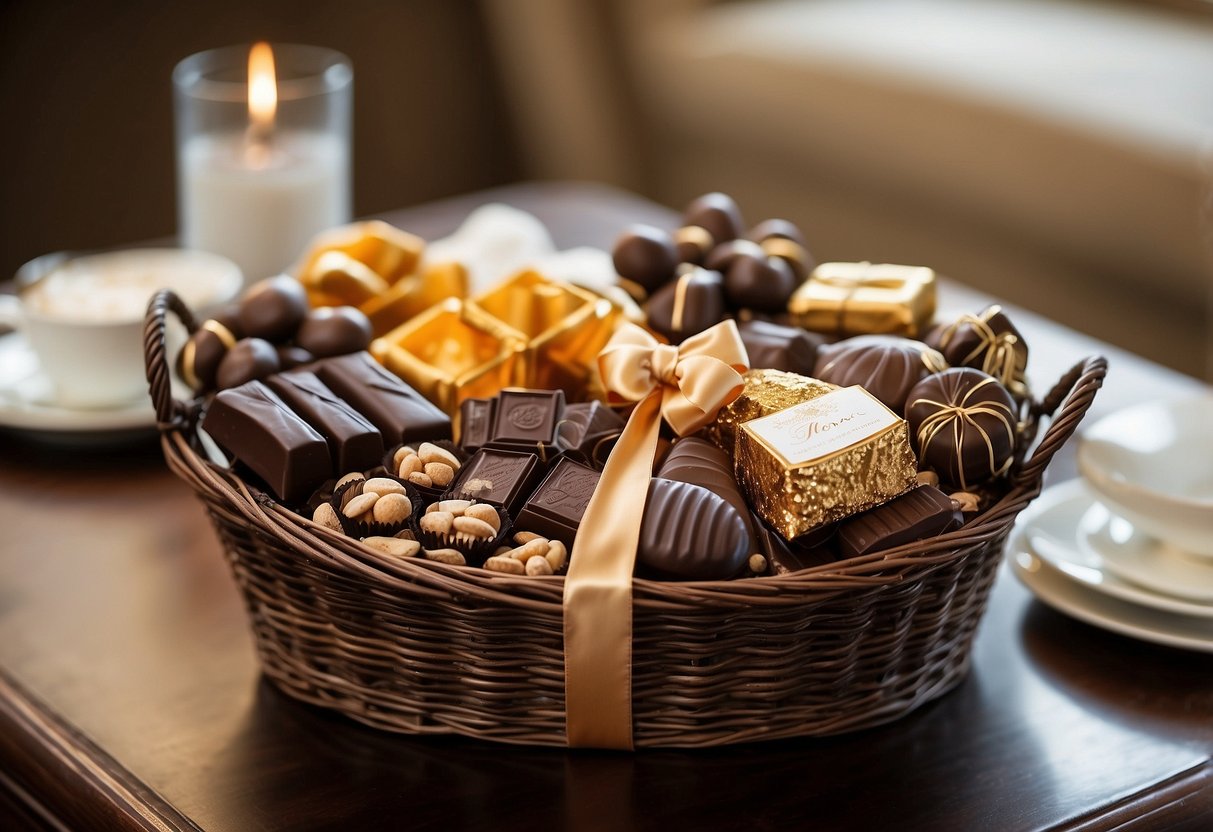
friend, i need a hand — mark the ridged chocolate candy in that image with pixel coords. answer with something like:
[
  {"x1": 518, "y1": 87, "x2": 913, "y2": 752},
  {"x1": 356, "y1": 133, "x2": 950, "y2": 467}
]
[
  {"x1": 295, "y1": 306, "x2": 373, "y2": 358},
  {"x1": 645, "y1": 268, "x2": 727, "y2": 343},
  {"x1": 682, "y1": 192, "x2": 744, "y2": 247},
  {"x1": 612, "y1": 224, "x2": 679, "y2": 294},
  {"x1": 657, "y1": 437, "x2": 754, "y2": 542},
  {"x1": 814, "y1": 335, "x2": 948, "y2": 413},
  {"x1": 905, "y1": 367, "x2": 1018, "y2": 491},
  {"x1": 238, "y1": 275, "x2": 310, "y2": 343},
  {"x1": 637, "y1": 478, "x2": 751, "y2": 580}
]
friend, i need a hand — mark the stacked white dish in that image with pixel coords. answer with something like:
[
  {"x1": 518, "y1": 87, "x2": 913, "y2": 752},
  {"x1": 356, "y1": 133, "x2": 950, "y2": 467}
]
[{"x1": 1008, "y1": 397, "x2": 1213, "y2": 652}]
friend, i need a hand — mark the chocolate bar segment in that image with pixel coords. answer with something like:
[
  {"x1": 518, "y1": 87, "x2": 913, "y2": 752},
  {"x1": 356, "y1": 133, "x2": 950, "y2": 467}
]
[
  {"x1": 837, "y1": 484, "x2": 963, "y2": 557},
  {"x1": 265, "y1": 371, "x2": 384, "y2": 475},
  {"x1": 310, "y1": 351, "x2": 451, "y2": 444},
  {"x1": 447, "y1": 447, "x2": 543, "y2": 514},
  {"x1": 201, "y1": 380, "x2": 330, "y2": 504},
  {"x1": 637, "y1": 478, "x2": 751, "y2": 581},
  {"x1": 513, "y1": 457, "x2": 600, "y2": 548},
  {"x1": 487, "y1": 389, "x2": 565, "y2": 455},
  {"x1": 458, "y1": 397, "x2": 497, "y2": 452}
]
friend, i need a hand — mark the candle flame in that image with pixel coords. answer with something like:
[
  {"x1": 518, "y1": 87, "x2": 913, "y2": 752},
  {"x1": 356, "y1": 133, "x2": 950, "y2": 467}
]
[{"x1": 248, "y1": 41, "x2": 277, "y2": 131}]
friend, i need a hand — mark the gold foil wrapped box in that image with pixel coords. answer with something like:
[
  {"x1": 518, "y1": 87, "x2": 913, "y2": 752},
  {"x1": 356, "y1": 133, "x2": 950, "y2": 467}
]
[
  {"x1": 706, "y1": 369, "x2": 836, "y2": 456},
  {"x1": 735, "y1": 386, "x2": 918, "y2": 539},
  {"x1": 372, "y1": 298, "x2": 524, "y2": 414},
  {"x1": 788, "y1": 262, "x2": 936, "y2": 338}
]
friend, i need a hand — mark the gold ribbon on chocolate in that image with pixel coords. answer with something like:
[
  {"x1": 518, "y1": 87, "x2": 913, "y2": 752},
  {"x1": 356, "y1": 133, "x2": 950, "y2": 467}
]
[
  {"x1": 564, "y1": 321, "x2": 748, "y2": 748},
  {"x1": 936, "y1": 305, "x2": 1027, "y2": 396}
]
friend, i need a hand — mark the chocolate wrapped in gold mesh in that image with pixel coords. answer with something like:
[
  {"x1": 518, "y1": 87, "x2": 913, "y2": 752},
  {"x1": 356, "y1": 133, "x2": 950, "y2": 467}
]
[
  {"x1": 704, "y1": 369, "x2": 836, "y2": 457},
  {"x1": 735, "y1": 386, "x2": 918, "y2": 539},
  {"x1": 788, "y1": 262, "x2": 936, "y2": 338}
]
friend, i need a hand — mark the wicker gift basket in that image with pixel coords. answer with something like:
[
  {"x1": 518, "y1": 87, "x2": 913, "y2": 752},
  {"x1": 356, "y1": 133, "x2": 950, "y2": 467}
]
[{"x1": 145, "y1": 289, "x2": 1106, "y2": 749}]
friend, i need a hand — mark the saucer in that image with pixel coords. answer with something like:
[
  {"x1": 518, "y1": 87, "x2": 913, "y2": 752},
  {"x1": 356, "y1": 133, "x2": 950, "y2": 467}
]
[
  {"x1": 1014, "y1": 479, "x2": 1213, "y2": 618},
  {"x1": 0, "y1": 330, "x2": 157, "y2": 438}
]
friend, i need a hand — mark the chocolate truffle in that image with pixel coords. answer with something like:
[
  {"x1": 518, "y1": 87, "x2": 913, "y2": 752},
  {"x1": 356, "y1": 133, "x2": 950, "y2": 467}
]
[
  {"x1": 722, "y1": 252, "x2": 798, "y2": 312},
  {"x1": 238, "y1": 275, "x2": 310, "y2": 343},
  {"x1": 748, "y1": 219, "x2": 806, "y2": 247},
  {"x1": 275, "y1": 345, "x2": 314, "y2": 370},
  {"x1": 637, "y1": 478, "x2": 751, "y2": 581},
  {"x1": 682, "y1": 192, "x2": 744, "y2": 247},
  {"x1": 926, "y1": 305, "x2": 1029, "y2": 397},
  {"x1": 736, "y1": 319, "x2": 823, "y2": 375},
  {"x1": 612, "y1": 224, "x2": 679, "y2": 294},
  {"x1": 215, "y1": 337, "x2": 281, "y2": 390},
  {"x1": 905, "y1": 368, "x2": 1018, "y2": 491},
  {"x1": 177, "y1": 318, "x2": 238, "y2": 392},
  {"x1": 645, "y1": 268, "x2": 727, "y2": 343},
  {"x1": 295, "y1": 306, "x2": 373, "y2": 358},
  {"x1": 814, "y1": 335, "x2": 948, "y2": 413}
]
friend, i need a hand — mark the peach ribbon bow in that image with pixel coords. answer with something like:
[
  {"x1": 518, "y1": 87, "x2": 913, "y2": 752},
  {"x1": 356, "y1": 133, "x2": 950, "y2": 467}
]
[{"x1": 564, "y1": 321, "x2": 748, "y2": 748}]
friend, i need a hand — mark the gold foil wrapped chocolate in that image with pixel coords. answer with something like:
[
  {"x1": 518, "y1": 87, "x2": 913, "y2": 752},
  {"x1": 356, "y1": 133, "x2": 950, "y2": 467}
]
[
  {"x1": 735, "y1": 386, "x2": 918, "y2": 539},
  {"x1": 296, "y1": 220, "x2": 466, "y2": 336},
  {"x1": 705, "y1": 368, "x2": 836, "y2": 456},
  {"x1": 788, "y1": 262, "x2": 936, "y2": 338},
  {"x1": 372, "y1": 271, "x2": 623, "y2": 414}
]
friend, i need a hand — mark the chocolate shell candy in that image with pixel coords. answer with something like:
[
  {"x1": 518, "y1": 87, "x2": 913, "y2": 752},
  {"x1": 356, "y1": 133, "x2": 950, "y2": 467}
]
[
  {"x1": 657, "y1": 437, "x2": 754, "y2": 542},
  {"x1": 905, "y1": 367, "x2": 1018, "y2": 491},
  {"x1": 215, "y1": 337, "x2": 281, "y2": 390},
  {"x1": 814, "y1": 335, "x2": 948, "y2": 413},
  {"x1": 736, "y1": 319, "x2": 822, "y2": 375},
  {"x1": 645, "y1": 268, "x2": 727, "y2": 343},
  {"x1": 177, "y1": 318, "x2": 239, "y2": 392},
  {"x1": 612, "y1": 225, "x2": 679, "y2": 294},
  {"x1": 295, "y1": 306, "x2": 373, "y2": 358},
  {"x1": 926, "y1": 304, "x2": 1028, "y2": 397},
  {"x1": 238, "y1": 275, "x2": 310, "y2": 343},
  {"x1": 682, "y1": 192, "x2": 744, "y2": 248},
  {"x1": 637, "y1": 478, "x2": 752, "y2": 581}
]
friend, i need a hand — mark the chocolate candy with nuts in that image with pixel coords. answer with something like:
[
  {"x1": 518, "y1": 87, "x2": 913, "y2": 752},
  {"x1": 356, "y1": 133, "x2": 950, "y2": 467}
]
[{"x1": 418, "y1": 499, "x2": 507, "y2": 565}]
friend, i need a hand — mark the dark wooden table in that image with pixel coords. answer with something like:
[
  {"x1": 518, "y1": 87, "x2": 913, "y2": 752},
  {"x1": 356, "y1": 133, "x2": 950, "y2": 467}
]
[{"x1": 2, "y1": 182, "x2": 1211, "y2": 831}]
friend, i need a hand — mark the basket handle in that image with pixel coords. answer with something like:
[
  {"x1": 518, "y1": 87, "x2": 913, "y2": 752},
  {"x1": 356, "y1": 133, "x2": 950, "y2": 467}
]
[
  {"x1": 144, "y1": 289, "x2": 201, "y2": 433},
  {"x1": 1011, "y1": 355, "x2": 1108, "y2": 493}
]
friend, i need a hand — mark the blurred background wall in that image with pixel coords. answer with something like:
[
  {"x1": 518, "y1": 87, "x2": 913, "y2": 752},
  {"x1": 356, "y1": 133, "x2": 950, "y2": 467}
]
[{"x1": 3, "y1": 0, "x2": 1212, "y2": 379}]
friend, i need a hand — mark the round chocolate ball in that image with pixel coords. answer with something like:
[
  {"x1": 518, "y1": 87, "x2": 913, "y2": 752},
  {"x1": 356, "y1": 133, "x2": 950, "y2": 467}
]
[
  {"x1": 645, "y1": 268, "x2": 727, "y2": 343},
  {"x1": 905, "y1": 367, "x2": 1018, "y2": 491},
  {"x1": 723, "y1": 254, "x2": 798, "y2": 313},
  {"x1": 612, "y1": 225, "x2": 679, "y2": 293},
  {"x1": 295, "y1": 306, "x2": 373, "y2": 358},
  {"x1": 682, "y1": 192, "x2": 744, "y2": 246},
  {"x1": 673, "y1": 224, "x2": 715, "y2": 265},
  {"x1": 704, "y1": 239, "x2": 765, "y2": 273},
  {"x1": 814, "y1": 335, "x2": 949, "y2": 412},
  {"x1": 176, "y1": 319, "x2": 239, "y2": 392},
  {"x1": 215, "y1": 337, "x2": 281, "y2": 390},
  {"x1": 238, "y1": 275, "x2": 310, "y2": 344},
  {"x1": 276, "y1": 345, "x2": 315, "y2": 370},
  {"x1": 748, "y1": 219, "x2": 806, "y2": 246}
]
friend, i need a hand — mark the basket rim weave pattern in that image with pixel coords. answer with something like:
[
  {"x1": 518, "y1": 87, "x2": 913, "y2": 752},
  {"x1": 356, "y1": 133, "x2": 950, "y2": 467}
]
[{"x1": 145, "y1": 289, "x2": 1107, "y2": 747}]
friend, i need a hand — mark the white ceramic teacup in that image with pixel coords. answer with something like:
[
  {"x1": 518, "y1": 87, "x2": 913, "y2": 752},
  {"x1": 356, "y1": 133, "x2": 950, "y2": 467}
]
[
  {"x1": 0, "y1": 248, "x2": 241, "y2": 409},
  {"x1": 1077, "y1": 397, "x2": 1213, "y2": 559}
]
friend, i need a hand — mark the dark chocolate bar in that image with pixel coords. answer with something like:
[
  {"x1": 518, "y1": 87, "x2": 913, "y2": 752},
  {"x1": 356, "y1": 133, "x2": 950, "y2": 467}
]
[
  {"x1": 310, "y1": 351, "x2": 451, "y2": 444},
  {"x1": 637, "y1": 478, "x2": 751, "y2": 581},
  {"x1": 201, "y1": 380, "x2": 330, "y2": 504},
  {"x1": 512, "y1": 457, "x2": 600, "y2": 548},
  {"x1": 265, "y1": 371, "x2": 384, "y2": 475},
  {"x1": 447, "y1": 447, "x2": 543, "y2": 514},
  {"x1": 837, "y1": 484, "x2": 963, "y2": 557}
]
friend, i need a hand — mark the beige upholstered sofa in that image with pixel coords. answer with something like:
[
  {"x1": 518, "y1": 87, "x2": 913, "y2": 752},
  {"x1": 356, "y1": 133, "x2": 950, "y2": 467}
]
[{"x1": 483, "y1": 0, "x2": 1213, "y2": 378}]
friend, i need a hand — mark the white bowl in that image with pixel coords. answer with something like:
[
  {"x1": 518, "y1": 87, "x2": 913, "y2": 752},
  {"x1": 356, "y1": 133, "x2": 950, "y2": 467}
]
[{"x1": 1077, "y1": 396, "x2": 1213, "y2": 558}]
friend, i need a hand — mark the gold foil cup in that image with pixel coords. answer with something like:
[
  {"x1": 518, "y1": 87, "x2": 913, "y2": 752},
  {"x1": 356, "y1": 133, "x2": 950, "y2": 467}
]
[
  {"x1": 297, "y1": 220, "x2": 425, "y2": 287},
  {"x1": 466, "y1": 270, "x2": 621, "y2": 397},
  {"x1": 705, "y1": 369, "x2": 836, "y2": 457},
  {"x1": 735, "y1": 386, "x2": 918, "y2": 539},
  {"x1": 788, "y1": 262, "x2": 936, "y2": 338},
  {"x1": 371, "y1": 298, "x2": 525, "y2": 415},
  {"x1": 359, "y1": 261, "x2": 469, "y2": 336}
]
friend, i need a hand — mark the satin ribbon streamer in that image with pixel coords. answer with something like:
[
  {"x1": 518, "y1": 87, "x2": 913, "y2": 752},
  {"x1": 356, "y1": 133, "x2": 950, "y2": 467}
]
[{"x1": 563, "y1": 321, "x2": 748, "y2": 748}]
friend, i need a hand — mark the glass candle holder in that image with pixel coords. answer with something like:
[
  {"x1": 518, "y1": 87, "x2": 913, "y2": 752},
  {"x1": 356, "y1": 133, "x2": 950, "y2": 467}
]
[{"x1": 174, "y1": 43, "x2": 352, "y2": 284}]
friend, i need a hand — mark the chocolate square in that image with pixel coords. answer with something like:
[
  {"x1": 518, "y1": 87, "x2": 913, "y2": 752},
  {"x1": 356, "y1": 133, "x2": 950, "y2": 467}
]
[
  {"x1": 490, "y1": 389, "x2": 565, "y2": 446},
  {"x1": 265, "y1": 371, "x2": 384, "y2": 475},
  {"x1": 458, "y1": 397, "x2": 497, "y2": 453},
  {"x1": 447, "y1": 447, "x2": 543, "y2": 514},
  {"x1": 513, "y1": 458, "x2": 600, "y2": 548},
  {"x1": 837, "y1": 485, "x2": 962, "y2": 557}
]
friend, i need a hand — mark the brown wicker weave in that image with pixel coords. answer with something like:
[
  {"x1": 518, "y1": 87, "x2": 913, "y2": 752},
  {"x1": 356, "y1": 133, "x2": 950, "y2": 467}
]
[{"x1": 145, "y1": 289, "x2": 1106, "y2": 748}]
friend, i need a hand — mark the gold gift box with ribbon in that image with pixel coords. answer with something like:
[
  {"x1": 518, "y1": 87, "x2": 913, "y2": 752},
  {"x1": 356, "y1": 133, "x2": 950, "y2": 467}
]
[
  {"x1": 787, "y1": 262, "x2": 936, "y2": 338},
  {"x1": 371, "y1": 297, "x2": 524, "y2": 414},
  {"x1": 295, "y1": 220, "x2": 467, "y2": 336},
  {"x1": 372, "y1": 271, "x2": 623, "y2": 415}
]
